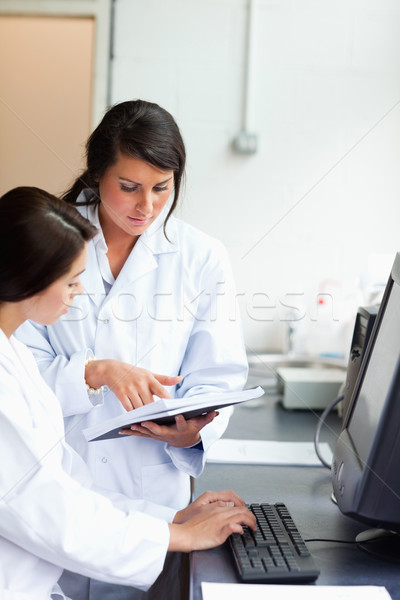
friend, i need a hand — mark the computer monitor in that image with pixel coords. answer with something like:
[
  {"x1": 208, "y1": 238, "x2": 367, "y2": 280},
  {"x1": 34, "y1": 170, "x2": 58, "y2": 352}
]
[{"x1": 332, "y1": 252, "x2": 400, "y2": 549}]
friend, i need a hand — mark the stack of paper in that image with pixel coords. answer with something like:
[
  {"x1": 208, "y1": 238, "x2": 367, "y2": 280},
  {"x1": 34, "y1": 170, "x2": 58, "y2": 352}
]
[
  {"x1": 206, "y1": 438, "x2": 332, "y2": 467},
  {"x1": 83, "y1": 386, "x2": 264, "y2": 442},
  {"x1": 201, "y1": 583, "x2": 392, "y2": 600}
]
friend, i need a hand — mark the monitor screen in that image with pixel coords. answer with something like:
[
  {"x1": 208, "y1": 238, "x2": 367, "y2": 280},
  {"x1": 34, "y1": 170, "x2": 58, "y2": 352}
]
[
  {"x1": 348, "y1": 282, "x2": 400, "y2": 465},
  {"x1": 332, "y1": 252, "x2": 400, "y2": 533}
]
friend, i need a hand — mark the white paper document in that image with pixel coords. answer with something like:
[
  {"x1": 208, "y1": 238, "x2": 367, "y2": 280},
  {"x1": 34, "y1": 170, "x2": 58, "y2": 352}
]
[
  {"x1": 83, "y1": 386, "x2": 264, "y2": 442},
  {"x1": 201, "y1": 582, "x2": 392, "y2": 600},
  {"x1": 206, "y1": 438, "x2": 332, "y2": 466}
]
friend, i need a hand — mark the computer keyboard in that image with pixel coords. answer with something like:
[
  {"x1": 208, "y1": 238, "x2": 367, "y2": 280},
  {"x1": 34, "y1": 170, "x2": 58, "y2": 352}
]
[{"x1": 229, "y1": 502, "x2": 320, "y2": 583}]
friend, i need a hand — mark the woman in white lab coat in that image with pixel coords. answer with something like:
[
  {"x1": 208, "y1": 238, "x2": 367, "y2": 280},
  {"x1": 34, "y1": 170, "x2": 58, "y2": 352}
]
[
  {"x1": 0, "y1": 186, "x2": 255, "y2": 600},
  {"x1": 16, "y1": 100, "x2": 248, "y2": 598}
]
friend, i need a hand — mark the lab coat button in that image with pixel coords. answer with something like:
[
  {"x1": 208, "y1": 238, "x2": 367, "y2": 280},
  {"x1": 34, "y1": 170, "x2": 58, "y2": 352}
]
[
  {"x1": 103, "y1": 319, "x2": 109, "y2": 324},
  {"x1": 102, "y1": 457, "x2": 108, "y2": 463}
]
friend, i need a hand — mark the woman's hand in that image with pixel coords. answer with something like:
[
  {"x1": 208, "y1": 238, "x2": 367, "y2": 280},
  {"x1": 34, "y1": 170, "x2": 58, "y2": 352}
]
[
  {"x1": 173, "y1": 490, "x2": 247, "y2": 523},
  {"x1": 120, "y1": 411, "x2": 218, "y2": 448},
  {"x1": 84, "y1": 358, "x2": 181, "y2": 411},
  {"x1": 167, "y1": 491, "x2": 256, "y2": 552}
]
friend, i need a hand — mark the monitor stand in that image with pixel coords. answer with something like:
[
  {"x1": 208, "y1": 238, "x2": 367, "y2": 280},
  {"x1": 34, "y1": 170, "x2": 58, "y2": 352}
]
[{"x1": 356, "y1": 529, "x2": 400, "y2": 563}]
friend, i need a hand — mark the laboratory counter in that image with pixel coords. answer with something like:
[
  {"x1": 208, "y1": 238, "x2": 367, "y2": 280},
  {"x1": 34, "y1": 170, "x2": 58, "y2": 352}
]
[{"x1": 190, "y1": 377, "x2": 400, "y2": 600}]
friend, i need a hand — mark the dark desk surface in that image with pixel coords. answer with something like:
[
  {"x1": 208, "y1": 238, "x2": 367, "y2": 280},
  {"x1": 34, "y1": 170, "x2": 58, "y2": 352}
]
[{"x1": 190, "y1": 378, "x2": 400, "y2": 600}]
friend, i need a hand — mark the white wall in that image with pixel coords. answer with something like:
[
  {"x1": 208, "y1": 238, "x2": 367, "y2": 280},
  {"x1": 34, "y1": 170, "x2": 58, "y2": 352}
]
[{"x1": 111, "y1": 0, "x2": 400, "y2": 357}]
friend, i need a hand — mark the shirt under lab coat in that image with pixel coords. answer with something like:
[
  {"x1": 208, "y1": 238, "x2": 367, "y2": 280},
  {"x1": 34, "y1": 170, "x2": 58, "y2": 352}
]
[
  {"x1": 16, "y1": 196, "x2": 248, "y2": 511},
  {"x1": 0, "y1": 331, "x2": 176, "y2": 600}
]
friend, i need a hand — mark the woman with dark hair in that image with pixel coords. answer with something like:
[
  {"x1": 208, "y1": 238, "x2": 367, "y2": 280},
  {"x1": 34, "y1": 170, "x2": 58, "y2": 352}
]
[
  {"x1": 63, "y1": 99, "x2": 185, "y2": 233},
  {"x1": 0, "y1": 186, "x2": 255, "y2": 600},
  {"x1": 17, "y1": 100, "x2": 248, "y2": 598}
]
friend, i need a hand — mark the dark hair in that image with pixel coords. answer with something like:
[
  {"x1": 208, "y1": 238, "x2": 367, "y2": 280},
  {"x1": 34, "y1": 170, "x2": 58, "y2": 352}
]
[
  {"x1": 62, "y1": 99, "x2": 186, "y2": 231},
  {"x1": 0, "y1": 187, "x2": 97, "y2": 302}
]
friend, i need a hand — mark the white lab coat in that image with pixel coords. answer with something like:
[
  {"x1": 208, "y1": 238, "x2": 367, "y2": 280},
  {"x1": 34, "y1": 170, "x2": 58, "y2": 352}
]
[
  {"x1": 0, "y1": 331, "x2": 176, "y2": 600},
  {"x1": 16, "y1": 197, "x2": 248, "y2": 511}
]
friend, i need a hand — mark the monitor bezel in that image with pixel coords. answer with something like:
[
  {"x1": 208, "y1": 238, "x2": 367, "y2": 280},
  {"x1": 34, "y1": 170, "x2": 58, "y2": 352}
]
[{"x1": 332, "y1": 252, "x2": 400, "y2": 531}]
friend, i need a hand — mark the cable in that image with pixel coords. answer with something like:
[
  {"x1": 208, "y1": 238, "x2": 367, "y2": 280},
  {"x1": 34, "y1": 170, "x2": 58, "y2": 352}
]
[
  {"x1": 314, "y1": 393, "x2": 344, "y2": 468},
  {"x1": 305, "y1": 537, "x2": 357, "y2": 544}
]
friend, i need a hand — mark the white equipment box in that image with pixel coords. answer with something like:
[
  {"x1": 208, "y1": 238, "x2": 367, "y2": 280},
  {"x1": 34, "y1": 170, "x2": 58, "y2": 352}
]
[{"x1": 277, "y1": 367, "x2": 345, "y2": 410}]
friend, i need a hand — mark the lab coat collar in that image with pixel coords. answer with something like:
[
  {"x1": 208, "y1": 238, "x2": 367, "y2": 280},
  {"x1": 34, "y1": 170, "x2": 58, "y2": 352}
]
[
  {"x1": 0, "y1": 331, "x2": 65, "y2": 440},
  {"x1": 76, "y1": 197, "x2": 179, "y2": 306},
  {"x1": 87, "y1": 202, "x2": 108, "y2": 256},
  {"x1": 82, "y1": 234, "x2": 107, "y2": 307},
  {"x1": 75, "y1": 202, "x2": 109, "y2": 307},
  {"x1": 106, "y1": 206, "x2": 179, "y2": 298},
  {"x1": 0, "y1": 329, "x2": 14, "y2": 363}
]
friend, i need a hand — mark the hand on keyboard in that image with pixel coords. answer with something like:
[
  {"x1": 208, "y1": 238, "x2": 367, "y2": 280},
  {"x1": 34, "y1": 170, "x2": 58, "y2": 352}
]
[{"x1": 169, "y1": 490, "x2": 257, "y2": 552}]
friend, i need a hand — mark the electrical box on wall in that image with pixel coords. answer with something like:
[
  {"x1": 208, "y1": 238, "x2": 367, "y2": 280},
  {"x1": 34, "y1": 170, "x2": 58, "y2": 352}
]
[{"x1": 233, "y1": 131, "x2": 258, "y2": 154}]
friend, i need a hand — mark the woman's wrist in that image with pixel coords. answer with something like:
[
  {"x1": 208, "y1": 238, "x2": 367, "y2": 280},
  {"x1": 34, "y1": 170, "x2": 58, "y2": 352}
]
[
  {"x1": 168, "y1": 523, "x2": 192, "y2": 553},
  {"x1": 84, "y1": 356, "x2": 106, "y2": 396}
]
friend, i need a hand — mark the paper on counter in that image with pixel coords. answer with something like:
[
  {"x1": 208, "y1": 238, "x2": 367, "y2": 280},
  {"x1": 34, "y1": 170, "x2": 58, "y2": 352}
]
[
  {"x1": 206, "y1": 438, "x2": 332, "y2": 467},
  {"x1": 201, "y1": 582, "x2": 392, "y2": 600}
]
